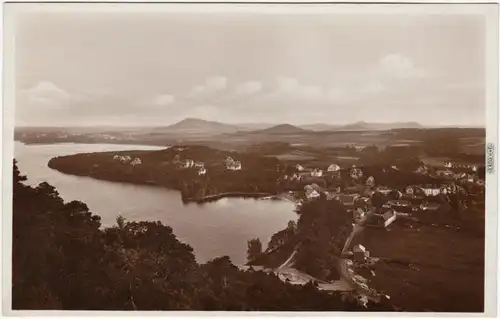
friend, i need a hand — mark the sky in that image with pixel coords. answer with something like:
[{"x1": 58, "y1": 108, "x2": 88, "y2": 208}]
[{"x1": 13, "y1": 9, "x2": 487, "y2": 127}]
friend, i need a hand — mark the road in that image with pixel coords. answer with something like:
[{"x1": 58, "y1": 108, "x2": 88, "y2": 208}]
[
  {"x1": 238, "y1": 216, "x2": 376, "y2": 296},
  {"x1": 337, "y1": 219, "x2": 382, "y2": 303}
]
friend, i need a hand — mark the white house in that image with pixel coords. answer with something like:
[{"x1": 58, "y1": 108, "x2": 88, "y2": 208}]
[
  {"x1": 311, "y1": 169, "x2": 323, "y2": 177},
  {"x1": 353, "y1": 244, "x2": 369, "y2": 263},
  {"x1": 415, "y1": 165, "x2": 429, "y2": 175},
  {"x1": 198, "y1": 167, "x2": 207, "y2": 176},
  {"x1": 383, "y1": 210, "x2": 396, "y2": 227},
  {"x1": 420, "y1": 202, "x2": 440, "y2": 211},
  {"x1": 225, "y1": 157, "x2": 241, "y2": 171},
  {"x1": 436, "y1": 170, "x2": 454, "y2": 178},
  {"x1": 376, "y1": 186, "x2": 393, "y2": 196},
  {"x1": 114, "y1": 155, "x2": 132, "y2": 163},
  {"x1": 296, "y1": 164, "x2": 305, "y2": 172},
  {"x1": 228, "y1": 162, "x2": 242, "y2": 171},
  {"x1": 182, "y1": 159, "x2": 195, "y2": 168},
  {"x1": 419, "y1": 185, "x2": 441, "y2": 196},
  {"x1": 306, "y1": 189, "x2": 321, "y2": 200},
  {"x1": 405, "y1": 186, "x2": 414, "y2": 195},
  {"x1": 194, "y1": 161, "x2": 205, "y2": 168},
  {"x1": 172, "y1": 154, "x2": 181, "y2": 163},
  {"x1": 130, "y1": 158, "x2": 142, "y2": 166},
  {"x1": 365, "y1": 176, "x2": 375, "y2": 187},
  {"x1": 327, "y1": 164, "x2": 341, "y2": 172},
  {"x1": 444, "y1": 161, "x2": 453, "y2": 168},
  {"x1": 350, "y1": 167, "x2": 363, "y2": 180}
]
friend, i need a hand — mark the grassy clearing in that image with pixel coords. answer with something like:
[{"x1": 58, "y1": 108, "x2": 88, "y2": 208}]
[{"x1": 352, "y1": 224, "x2": 484, "y2": 312}]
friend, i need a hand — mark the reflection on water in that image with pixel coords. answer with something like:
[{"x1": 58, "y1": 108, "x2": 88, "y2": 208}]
[{"x1": 14, "y1": 142, "x2": 297, "y2": 264}]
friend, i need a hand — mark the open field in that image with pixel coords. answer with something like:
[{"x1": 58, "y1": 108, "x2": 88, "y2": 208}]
[{"x1": 351, "y1": 224, "x2": 484, "y2": 312}]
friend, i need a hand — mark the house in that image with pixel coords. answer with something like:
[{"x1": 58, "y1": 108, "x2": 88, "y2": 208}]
[
  {"x1": 460, "y1": 174, "x2": 476, "y2": 184},
  {"x1": 444, "y1": 161, "x2": 452, "y2": 168},
  {"x1": 311, "y1": 168, "x2": 323, "y2": 177},
  {"x1": 326, "y1": 191, "x2": 340, "y2": 201},
  {"x1": 365, "y1": 176, "x2": 375, "y2": 187},
  {"x1": 305, "y1": 183, "x2": 322, "y2": 193},
  {"x1": 405, "y1": 186, "x2": 414, "y2": 195},
  {"x1": 349, "y1": 166, "x2": 363, "y2": 180},
  {"x1": 387, "y1": 200, "x2": 411, "y2": 208},
  {"x1": 296, "y1": 164, "x2": 305, "y2": 172},
  {"x1": 436, "y1": 170, "x2": 454, "y2": 178},
  {"x1": 419, "y1": 185, "x2": 441, "y2": 197},
  {"x1": 353, "y1": 244, "x2": 370, "y2": 263},
  {"x1": 382, "y1": 210, "x2": 397, "y2": 227},
  {"x1": 227, "y1": 161, "x2": 242, "y2": 171},
  {"x1": 194, "y1": 161, "x2": 205, "y2": 168},
  {"x1": 305, "y1": 189, "x2": 321, "y2": 200},
  {"x1": 290, "y1": 173, "x2": 303, "y2": 181},
  {"x1": 113, "y1": 155, "x2": 132, "y2": 163},
  {"x1": 440, "y1": 186, "x2": 448, "y2": 195},
  {"x1": 327, "y1": 164, "x2": 341, "y2": 172},
  {"x1": 337, "y1": 193, "x2": 360, "y2": 206},
  {"x1": 225, "y1": 157, "x2": 242, "y2": 171},
  {"x1": 130, "y1": 158, "x2": 142, "y2": 166},
  {"x1": 354, "y1": 207, "x2": 367, "y2": 221},
  {"x1": 198, "y1": 167, "x2": 207, "y2": 176},
  {"x1": 415, "y1": 165, "x2": 429, "y2": 175},
  {"x1": 181, "y1": 159, "x2": 195, "y2": 168},
  {"x1": 355, "y1": 196, "x2": 371, "y2": 206},
  {"x1": 376, "y1": 186, "x2": 393, "y2": 196},
  {"x1": 391, "y1": 165, "x2": 399, "y2": 171},
  {"x1": 420, "y1": 202, "x2": 440, "y2": 211},
  {"x1": 172, "y1": 154, "x2": 181, "y2": 163}
]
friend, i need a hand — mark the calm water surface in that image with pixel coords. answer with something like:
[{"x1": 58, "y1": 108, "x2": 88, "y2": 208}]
[{"x1": 14, "y1": 142, "x2": 297, "y2": 265}]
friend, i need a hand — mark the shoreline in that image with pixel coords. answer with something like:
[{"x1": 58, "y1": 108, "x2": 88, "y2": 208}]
[
  {"x1": 48, "y1": 164, "x2": 290, "y2": 205},
  {"x1": 184, "y1": 192, "x2": 276, "y2": 204}
]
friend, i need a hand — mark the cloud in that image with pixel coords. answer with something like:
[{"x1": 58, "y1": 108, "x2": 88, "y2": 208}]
[
  {"x1": 235, "y1": 81, "x2": 263, "y2": 95},
  {"x1": 276, "y1": 76, "x2": 299, "y2": 92},
  {"x1": 188, "y1": 76, "x2": 228, "y2": 97},
  {"x1": 301, "y1": 85, "x2": 323, "y2": 99},
  {"x1": 205, "y1": 76, "x2": 228, "y2": 91},
  {"x1": 151, "y1": 94, "x2": 175, "y2": 106},
  {"x1": 379, "y1": 54, "x2": 426, "y2": 79},
  {"x1": 21, "y1": 81, "x2": 73, "y2": 108},
  {"x1": 363, "y1": 82, "x2": 385, "y2": 94}
]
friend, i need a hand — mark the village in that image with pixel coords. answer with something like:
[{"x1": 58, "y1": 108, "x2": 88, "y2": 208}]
[
  {"x1": 46, "y1": 140, "x2": 486, "y2": 310},
  {"x1": 109, "y1": 144, "x2": 484, "y2": 215}
]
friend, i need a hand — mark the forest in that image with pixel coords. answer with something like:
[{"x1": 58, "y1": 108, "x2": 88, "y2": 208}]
[{"x1": 12, "y1": 160, "x2": 394, "y2": 311}]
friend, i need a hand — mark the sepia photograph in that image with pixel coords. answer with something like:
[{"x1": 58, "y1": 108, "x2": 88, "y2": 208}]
[{"x1": 2, "y1": 2, "x2": 499, "y2": 315}]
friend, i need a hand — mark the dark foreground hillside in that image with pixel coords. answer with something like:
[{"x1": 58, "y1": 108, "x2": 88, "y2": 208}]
[{"x1": 12, "y1": 160, "x2": 392, "y2": 311}]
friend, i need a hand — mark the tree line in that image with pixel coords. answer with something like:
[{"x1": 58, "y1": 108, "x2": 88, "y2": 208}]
[{"x1": 12, "y1": 160, "x2": 393, "y2": 311}]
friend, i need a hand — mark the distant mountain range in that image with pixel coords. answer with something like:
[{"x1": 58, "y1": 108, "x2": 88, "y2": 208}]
[
  {"x1": 159, "y1": 118, "x2": 425, "y2": 135},
  {"x1": 158, "y1": 118, "x2": 242, "y2": 134},
  {"x1": 336, "y1": 121, "x2": 423, "y2": 131},
  {"x1": 251, "y1": 124, "x2": 309, "y2": 134}
]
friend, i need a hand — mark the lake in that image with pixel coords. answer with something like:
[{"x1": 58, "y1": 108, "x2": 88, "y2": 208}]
[{"x1": 14, "y1": 142, "x2": 298, "y2": 265}]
